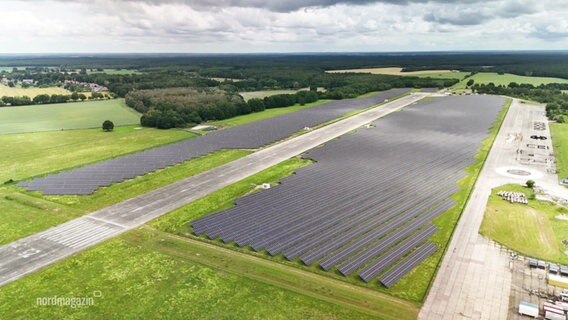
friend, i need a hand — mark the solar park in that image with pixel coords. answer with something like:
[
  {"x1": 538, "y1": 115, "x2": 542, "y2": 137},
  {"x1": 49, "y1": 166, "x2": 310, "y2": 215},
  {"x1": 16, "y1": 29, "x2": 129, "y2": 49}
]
[
  {"x1": 18, "y1": 88, "x2": 409, "y2": 195},
  {"x1": 192, "y1": 95, "x2": 504, "y2": 287}
]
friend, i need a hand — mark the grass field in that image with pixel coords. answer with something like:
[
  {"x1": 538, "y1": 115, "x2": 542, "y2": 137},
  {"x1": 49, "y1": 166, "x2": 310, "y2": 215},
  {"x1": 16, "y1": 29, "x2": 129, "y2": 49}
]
[
  {"x1": 453, "y1": 72, "x2": 568, "y2": 89},
  {"x1": 0, "y1": 228, "x2": 398, "y2": 320},
  {"x1": 551, "y1": 123, "x2": 568, "y2": 180},
  {"x1": 0, "y1": 84, "x2": 70, "y2": 98},
  {"x1": 0, "y1": 125, "x2": 194, "y2": 183},
  {"x1": 239, "y1": 89, "x2": 307, "y2": 101},
  {"x1": 0, "y1": 99, "x2": 140, "y2": 134},
  {"x1": 211, "y1": 100, "x2": 330, "y2": 127},
  {"x1": 480, "y1": 184, "x2": 568, "y2": 264},
  {"x1": 327, "y1": 67, "x2": 470, "y2": 80}
]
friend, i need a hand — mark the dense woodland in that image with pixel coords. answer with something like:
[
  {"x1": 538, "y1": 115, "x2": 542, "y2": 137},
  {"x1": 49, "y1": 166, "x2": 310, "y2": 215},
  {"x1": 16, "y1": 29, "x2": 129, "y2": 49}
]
[
  {"x1": 126, "y1": 88, "x2": 320, "y2": 129},
  {"x1": 3, "y1": 52, "x2": 568, "y2": 124},
  {"x1": 474, "y1": 83, "x2": 568, "y2": 120}
]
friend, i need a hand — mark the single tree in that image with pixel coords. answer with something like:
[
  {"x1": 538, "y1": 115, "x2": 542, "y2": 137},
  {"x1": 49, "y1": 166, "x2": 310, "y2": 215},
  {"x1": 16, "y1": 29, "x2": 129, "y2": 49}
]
[
  {"x1": 526, "y1": 180, "x2": 535, "y2": 188},
  {"x1": 78, "y1": 93, "x2": 87, "y2": 101},
  {"x1": 102, "y1": 120, "x2": 114, "y2": 132},
  {"x1": 70, "y1": 92, "x2": 79, "y2": 101},
  {"x1": 466, "y1": 79, "x2": 475, "y2": 87}
]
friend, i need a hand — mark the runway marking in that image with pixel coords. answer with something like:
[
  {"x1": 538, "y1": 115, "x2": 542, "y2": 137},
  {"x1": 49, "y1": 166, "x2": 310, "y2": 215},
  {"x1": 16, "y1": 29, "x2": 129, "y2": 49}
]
[{"x1": 86, "y1": 216, "x2": 127, "y2": 229}]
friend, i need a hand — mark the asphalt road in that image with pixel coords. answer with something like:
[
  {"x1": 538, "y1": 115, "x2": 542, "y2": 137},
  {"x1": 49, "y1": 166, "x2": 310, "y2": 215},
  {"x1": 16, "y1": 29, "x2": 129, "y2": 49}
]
[
  {"x1": 0, "y1": 92, "x2": 428, "y2": 287},
  {"x1": 419, "y1": 99, "x2": 562, "y2": 320}
]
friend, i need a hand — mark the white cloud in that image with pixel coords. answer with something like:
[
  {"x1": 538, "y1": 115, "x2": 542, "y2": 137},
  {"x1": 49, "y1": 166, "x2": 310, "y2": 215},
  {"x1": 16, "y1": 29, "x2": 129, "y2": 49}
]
[{"x1": 0, "y1": 0, "x2": 566, "y2": 52}]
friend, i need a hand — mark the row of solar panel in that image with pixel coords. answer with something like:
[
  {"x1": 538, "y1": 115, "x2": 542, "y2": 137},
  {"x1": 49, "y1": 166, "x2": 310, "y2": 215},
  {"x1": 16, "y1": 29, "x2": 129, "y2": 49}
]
[
  {"x1": 19, "y1": 89, "x2": 411, "y2": 195},
  {"x1": 191, "y1": 95, "x2": 505, "y2": 286}
]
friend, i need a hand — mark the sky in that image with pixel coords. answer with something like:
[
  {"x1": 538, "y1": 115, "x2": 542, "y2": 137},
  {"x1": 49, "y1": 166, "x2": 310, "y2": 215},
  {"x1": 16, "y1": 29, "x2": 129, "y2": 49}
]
[{"x1": 1, "y1": 0, "x2": 567, "y2": 53}]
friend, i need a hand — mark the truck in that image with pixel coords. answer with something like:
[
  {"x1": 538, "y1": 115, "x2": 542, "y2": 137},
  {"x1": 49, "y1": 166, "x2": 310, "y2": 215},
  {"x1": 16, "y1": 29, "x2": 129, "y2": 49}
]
[{"x1": 519, "y1": 301, "x2": 539, "y2": 318}]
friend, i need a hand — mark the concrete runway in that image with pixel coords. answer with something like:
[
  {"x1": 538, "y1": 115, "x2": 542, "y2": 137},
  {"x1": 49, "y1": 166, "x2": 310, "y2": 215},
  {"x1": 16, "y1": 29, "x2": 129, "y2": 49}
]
[
  {"x1": 0, "y1": 92, "x2": 428, "y2": 287},
  {"x1": 419, "y1": 99, "x2": 563, "y2": 320}
]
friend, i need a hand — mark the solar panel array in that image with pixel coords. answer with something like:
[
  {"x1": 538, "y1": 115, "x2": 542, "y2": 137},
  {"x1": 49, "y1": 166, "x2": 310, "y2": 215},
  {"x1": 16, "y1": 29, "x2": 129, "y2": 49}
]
[
  {"x1": 18, "y1": 88, "x2": 410, "y2": 195},
  {"x1": 192, "y1": 95, "x2": 504, "y2": 287}
]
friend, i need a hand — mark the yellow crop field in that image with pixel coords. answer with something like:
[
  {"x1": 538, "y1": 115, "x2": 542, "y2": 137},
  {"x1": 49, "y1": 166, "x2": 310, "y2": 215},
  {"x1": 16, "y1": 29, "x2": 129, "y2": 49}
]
[{"x1": 0, "y1": 85, "x2": 70, "y2": 98}]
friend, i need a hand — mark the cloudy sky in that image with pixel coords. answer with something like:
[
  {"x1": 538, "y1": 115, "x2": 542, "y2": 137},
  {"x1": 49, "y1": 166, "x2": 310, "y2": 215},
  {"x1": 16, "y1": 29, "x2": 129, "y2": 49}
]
[{"x1": 1, "y1": 0, "x2": 567, "y2": 53}]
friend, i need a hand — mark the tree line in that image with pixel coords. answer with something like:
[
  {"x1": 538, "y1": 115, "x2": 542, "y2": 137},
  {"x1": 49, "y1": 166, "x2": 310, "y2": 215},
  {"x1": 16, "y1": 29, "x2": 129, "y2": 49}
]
[
  {"x1": 473, "y1": 83, "x2": 568, "y2": 121},
  {"x1": 0, "y1": 92, "x2": 111, "y2": 107},
  {"x1": 126, "y1": 88, "x2": 321, "y2": 129}
]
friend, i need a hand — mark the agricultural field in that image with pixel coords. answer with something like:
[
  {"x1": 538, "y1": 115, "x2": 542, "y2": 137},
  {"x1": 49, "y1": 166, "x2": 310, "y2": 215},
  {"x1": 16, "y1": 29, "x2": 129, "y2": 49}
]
[
  {"x1": 0, "y1": 99, "x2": 140, "y2": 134},
  {"x1": 86, "y1": 68, "x2": 141, "y2": 75},
  {"x1": 453, "y1": 72, "x2": 568, "y2": 89},
  {"x1": 326, "y1": 67, "x2": 470, "y2": 80},
  {"x1": 0, "y1": 84, "x2": 70, "y2": 98},
  {"x1": 239, "y1": 89, "x2": 308, "y2": 101},
  {"x1": 480, "y1": 184, "x2": 568, "y2": 264}
]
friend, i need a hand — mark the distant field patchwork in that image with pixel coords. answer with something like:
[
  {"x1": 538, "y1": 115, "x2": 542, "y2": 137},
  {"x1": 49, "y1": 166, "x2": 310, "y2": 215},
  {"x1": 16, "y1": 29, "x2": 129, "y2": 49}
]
[
  {"x1": 453, "y1": 72, "x2": 568, "y2": 89},
  {"x1": 326, "y1": 67, "x2": 470, "y2": 80},
  {"x1": 0, "y1": 99, "x2": 140, "y2": 134},
  {"x1": 0, "y1": 85, "x2": 70, "y2": 98},
  {"x1": 87, "y1": 69, "x2": 141, "y2": 75}
]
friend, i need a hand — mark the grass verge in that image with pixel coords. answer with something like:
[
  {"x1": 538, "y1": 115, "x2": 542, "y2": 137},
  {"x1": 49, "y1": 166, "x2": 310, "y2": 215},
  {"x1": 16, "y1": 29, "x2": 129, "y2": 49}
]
[
  {"x1": 0, "y1": 229, "x2": 381, "y2": 320},
  {"x1": 551, "y1": 123, "x2": 568, "y2": 181},
  {"x1": 480, "y1": 183, "x2": 568, "y2": 264}
]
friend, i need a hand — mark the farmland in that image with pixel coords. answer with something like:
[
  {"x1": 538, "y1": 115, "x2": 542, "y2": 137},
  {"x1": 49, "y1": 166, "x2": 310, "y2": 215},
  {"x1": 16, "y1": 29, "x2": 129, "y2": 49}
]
[
  {"x1": 453, "y1": 72, "x2": 568, "y2": 89},
  {"x1": 0, "y1": 99, "x2": 140, "y2": 134},
  {"x1": 0, "y1": 84, "x2": 70, "y2": 98},
  {"x1": 86, "y1": 68, "x2": 141, "y2": 75},
  {"x1": 480, "y1": 184, "x2": 568, "y2": 264},
  {"x1": 239, "y1": 89, "x2": 308, "y2": 101},
  {"x1": 326, "y1": 67, "x2": 470, "y2": 80}
]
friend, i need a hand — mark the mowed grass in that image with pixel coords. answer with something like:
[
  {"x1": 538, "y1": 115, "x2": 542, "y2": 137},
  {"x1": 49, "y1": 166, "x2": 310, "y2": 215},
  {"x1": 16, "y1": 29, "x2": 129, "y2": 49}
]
[
  {"x1": 0, "y1": 84, "x2": 70, "y2": 98},
  {"x1": 480, "y1": 184, "x2": 568, "y2": 264},
  {"x1": 0, "y1": 229, "x2": 387, "y2": 320},
  {"x1": 327, "y1": 67, "x2": 470, "y2": 80},
  {"x1": 551, "y1": 123, "x2": 568, "y2": 180},
  {"x1": 211, "y1": 100, "x2": 330, "y2": 127},
  {"x1": 0, "y1": 149, "x2": 248, "y2": 245},
  {"x1": 0, "y1": 99, "x2": 140, "y2": 134},
  {"x1": 453, "y1": 72, "x2": 568, "y2": 89}
]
